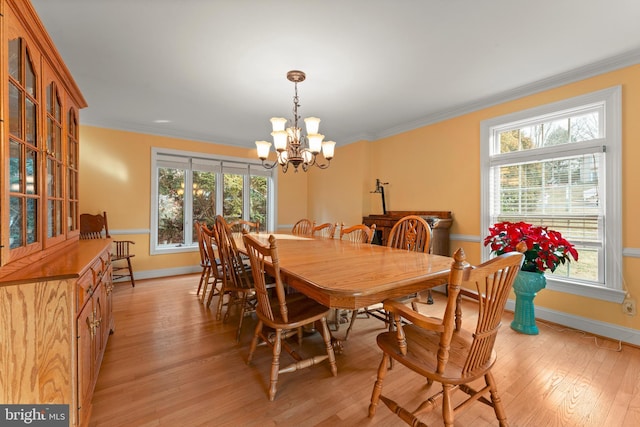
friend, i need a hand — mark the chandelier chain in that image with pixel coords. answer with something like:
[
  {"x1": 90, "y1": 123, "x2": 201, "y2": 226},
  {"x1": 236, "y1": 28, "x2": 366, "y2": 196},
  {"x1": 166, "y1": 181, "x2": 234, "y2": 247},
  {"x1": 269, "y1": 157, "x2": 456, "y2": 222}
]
[{"x1": 292, "y1": 82, "x2": 300, "y2": 131}]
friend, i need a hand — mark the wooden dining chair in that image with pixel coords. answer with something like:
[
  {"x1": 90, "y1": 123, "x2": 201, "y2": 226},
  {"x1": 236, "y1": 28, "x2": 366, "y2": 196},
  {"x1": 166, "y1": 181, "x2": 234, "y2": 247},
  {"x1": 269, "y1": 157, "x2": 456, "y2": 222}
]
[
  {"x1": 369, "y1": 248, "x2": 524, "y2": 427},
  {"x1": 214, "y1": 215, "x2": 258, "y2": 342},
  {"x1": 242, "y1": 232, "x2": 338, "y2": 401},
  {"x1": 387, "y1": 215, "x2": 432, "y2": 252},
  {"x1": 195, "y1": 221, "x2": 224, "y2": 307},
  {"x1": 229, "y1": 219, "x2": 260, "y2": 234},
  {"x1": 339, "y1": 223, "x2": 376, "y2": 244},
  {"x1": 337, "y1": 222, "x2": 377, "y2": 339},
  {"x1": 80, "y1": 211, "x2": 135, "y2": 287},
  {"x1": 291, "y1": 218, "x2": 313, "y2": 236},
  {"x1": 194, "y1": 220, "x2": 209, "y2": 298},
  {"x1": 311, "y1": 222, "x2": 338, "y2": 239},
  {"x1": 388, "y1": 215, "x2": 433, "y2": 305}
]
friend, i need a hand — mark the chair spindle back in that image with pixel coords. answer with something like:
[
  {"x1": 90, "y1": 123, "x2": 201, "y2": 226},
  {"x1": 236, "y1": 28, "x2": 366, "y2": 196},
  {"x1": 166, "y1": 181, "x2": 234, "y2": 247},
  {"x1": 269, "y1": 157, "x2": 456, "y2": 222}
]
[
  {"x1": 387, "y1": 215, "x2": 431, "y2": 253},
  {"x1": 243, "y1": 233, "x2": 289, "y2": 324}
]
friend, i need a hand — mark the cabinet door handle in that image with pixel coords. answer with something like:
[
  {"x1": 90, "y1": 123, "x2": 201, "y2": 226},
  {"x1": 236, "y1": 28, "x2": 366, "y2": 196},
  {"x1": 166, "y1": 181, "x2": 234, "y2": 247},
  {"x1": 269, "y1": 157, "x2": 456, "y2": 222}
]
[{"x1": 87, "y1": 315, "x2": 95, "y2": 339}]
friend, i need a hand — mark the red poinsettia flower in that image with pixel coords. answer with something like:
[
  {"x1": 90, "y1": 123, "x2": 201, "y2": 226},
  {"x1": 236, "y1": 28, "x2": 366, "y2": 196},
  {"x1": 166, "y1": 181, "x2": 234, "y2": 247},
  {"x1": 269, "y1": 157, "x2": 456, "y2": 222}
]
[{"x1": 484, "y1": 221, "x2": 579, "y2": 274}]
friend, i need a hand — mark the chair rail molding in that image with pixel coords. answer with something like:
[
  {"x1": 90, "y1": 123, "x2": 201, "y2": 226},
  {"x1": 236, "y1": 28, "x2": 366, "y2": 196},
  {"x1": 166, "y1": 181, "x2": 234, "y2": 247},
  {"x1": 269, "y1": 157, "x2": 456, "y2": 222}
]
[
  {"x1": 623, "y1": 248, "x2": 640, "y2": 258},
  {"x1": 109, "y1": 228, "x2": 151, "y2": 235}
]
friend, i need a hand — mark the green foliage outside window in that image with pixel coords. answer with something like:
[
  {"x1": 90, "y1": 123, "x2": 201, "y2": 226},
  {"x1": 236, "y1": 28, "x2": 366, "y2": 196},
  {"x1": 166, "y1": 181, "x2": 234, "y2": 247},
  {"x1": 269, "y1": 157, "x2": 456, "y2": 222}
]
[
  {"x1": 157, "y1": 162, "x2": 270, "y2": 245},
  {"x1": 250, "y1": 176, "x2": 267, "y2": 231},
  {"x1": 158, "y1": 167, "x2": 184, "y2": 245}
]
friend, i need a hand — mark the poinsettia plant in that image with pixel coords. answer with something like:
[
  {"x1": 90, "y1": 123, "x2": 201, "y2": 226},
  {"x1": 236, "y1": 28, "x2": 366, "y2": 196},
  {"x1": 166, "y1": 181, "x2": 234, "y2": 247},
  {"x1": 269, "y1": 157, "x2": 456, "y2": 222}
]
[{"x1": 484, "y1": 221, "x2": 579, "y2": 274}]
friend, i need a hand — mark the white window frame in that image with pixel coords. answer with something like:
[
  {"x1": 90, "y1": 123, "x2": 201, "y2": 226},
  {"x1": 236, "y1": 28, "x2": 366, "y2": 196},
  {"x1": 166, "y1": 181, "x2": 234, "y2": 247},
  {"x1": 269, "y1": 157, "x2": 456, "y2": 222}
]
[
  {"x1": 150, "y1": 147, "x2": 277, "y2": 255},
  {"x1": 480, "y1": 86, "x2": 624, "y2": 303}
]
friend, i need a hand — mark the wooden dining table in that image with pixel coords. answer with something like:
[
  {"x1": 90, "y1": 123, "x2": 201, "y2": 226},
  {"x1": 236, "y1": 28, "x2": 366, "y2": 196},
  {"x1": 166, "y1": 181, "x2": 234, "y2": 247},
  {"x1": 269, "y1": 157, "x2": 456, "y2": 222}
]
[{"x1": 234, "y1": 233, "x2": 453, "y2": 310}]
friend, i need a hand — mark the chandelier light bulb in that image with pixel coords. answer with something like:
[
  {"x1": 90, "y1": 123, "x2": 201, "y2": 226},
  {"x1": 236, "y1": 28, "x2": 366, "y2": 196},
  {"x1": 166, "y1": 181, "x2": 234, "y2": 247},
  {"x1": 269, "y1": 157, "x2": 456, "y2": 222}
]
[
  {"x1": 322, "y1": 140, "x2": 336, "y2": 160},
  {"x1": 255, "y1": 140, "x2": 272, "y2": 160},
  {"x1": 270, "y1": 117, "x2": 287, "y2": 132},
  {"x1": 307, "y1": 133, "x2": 324, "y2": 154},
  {"x1": 278, "y1": 150, "x2": 288, "y2": 164},
  {"x1": 302, "y1": 150, "x2": 314, "y2": 164},
  {"x1": 271, "y1": 131, "x2": 288, "y2": 151},
  {"x1": 304, "y1": 117, "x2": 321, "y2": 134}
]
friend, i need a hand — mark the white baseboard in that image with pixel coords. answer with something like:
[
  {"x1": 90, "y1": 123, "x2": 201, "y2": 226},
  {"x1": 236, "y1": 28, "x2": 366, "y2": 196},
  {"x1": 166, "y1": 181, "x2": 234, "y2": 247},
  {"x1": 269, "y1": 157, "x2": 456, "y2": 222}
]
[{"x1": 504, "y1": 299, "x2": 640, "y2": 346}]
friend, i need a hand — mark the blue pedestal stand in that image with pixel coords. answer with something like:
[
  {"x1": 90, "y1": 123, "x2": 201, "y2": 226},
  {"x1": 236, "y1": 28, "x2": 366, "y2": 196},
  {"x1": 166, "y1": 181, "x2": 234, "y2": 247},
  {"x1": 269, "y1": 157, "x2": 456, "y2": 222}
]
[{"x1": 510, "y1": 271, "x2": 546, "y2": 335}]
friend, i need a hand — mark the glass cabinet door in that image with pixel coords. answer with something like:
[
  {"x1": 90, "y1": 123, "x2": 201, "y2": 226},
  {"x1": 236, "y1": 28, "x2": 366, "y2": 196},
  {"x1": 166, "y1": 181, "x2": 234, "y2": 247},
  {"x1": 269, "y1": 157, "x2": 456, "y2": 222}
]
[
  {"x1": 7, "y1": 37, "x2": 41, "y2": 256},
  {"x1": 67, "y1": 109, "x2": 80, "y2": 234},
  {"x1": 45, "y1": 81, "x2": 65, "y2": 244},
  {"x1": 2, "y1": 9, "x2": 86, "y2": 269}
]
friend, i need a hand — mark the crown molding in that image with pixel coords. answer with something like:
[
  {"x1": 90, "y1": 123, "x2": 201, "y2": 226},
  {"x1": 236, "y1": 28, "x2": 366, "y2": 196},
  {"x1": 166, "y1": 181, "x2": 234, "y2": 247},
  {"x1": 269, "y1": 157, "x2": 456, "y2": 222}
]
[{"x1": 372, "y1": 48, "x2": 640, "y2": 141}]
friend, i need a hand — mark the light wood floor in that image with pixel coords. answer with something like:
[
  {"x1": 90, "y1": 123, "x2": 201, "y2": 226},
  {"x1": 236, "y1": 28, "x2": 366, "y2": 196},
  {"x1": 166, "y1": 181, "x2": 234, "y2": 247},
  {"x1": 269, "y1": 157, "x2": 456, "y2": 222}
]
[{"x1": 89, "y1": 274, "x2": 640, "y2": 427}]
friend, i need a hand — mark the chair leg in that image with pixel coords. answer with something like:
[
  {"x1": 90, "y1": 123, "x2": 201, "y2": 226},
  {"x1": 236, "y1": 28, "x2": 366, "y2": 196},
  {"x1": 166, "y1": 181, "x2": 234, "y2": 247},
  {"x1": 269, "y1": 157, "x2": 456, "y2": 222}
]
[
  {"x1": 330, "y1": 308, "x2": 340, "y2": 331},
  {"x1": 410, "y1": 290, "x2": 434, "y2": 311},
  {"x1": 206, "y1": 277, "x2": 219, "y2": 308},
  {"x1": 224, "y1": 291, "x2": 242, "y2": 323},
  {"x1": 197, "y1": 267, "x2": 206, "y2": 296},
  {"x1": 318, "y1": 318, "x2": 337, "y2": 377},
  {"x1": 235, "y1": 293, "x2": 248, "y2": 343},
  {"x1": 199, "y1": 267, "x2": 210, "y2": 303},
  {"x1": 268, "y1": 329, "x2": 283, "y2": 401},
  {"x1": 369, "y1": 353, "x2": 389, "y2": 418},
  {"x1": 127, "y1": 258, "x2": 135, "y2": 287},
  {"x1": 247, "y1": 320, "x2": 263, "y2": 364},
  {"x1": 216, "y1": 288, "x2": 227, "y2": 321},
  {"x1": 442, "y1": 383, "x2": 455, "y2": 426},
  {"x1": 386, "y1": 312, "x2": 395, "y2": 370},
  {"x1": 486, "y1": 372, "x2": 509, "y2": 426},
  {"x1": 344, "y1": 309, "x2": 359, "y2": 340}
]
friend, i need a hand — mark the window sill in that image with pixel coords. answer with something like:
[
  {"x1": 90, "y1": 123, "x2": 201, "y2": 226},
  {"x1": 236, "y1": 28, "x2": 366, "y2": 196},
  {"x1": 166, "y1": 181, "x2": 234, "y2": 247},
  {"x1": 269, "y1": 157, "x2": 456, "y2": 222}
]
[
  {"x1": 546, "y1": 277, "x2": 626, "y2": 303},
  {"x1": 151, "y1": 244, "x2": 197, "y2": 255}
]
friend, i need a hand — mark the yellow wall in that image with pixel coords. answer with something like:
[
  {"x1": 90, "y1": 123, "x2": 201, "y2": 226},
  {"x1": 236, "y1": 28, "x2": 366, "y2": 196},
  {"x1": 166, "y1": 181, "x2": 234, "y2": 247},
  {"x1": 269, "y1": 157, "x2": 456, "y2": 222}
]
[
  {"x1": 307, "y1": 64, "x2": 640, "y2": 331},
  {"x1": 81, "y1": 63, "x2": 640, "y2": 332},
  {"x1": 276, "y1": 165, "x2": 309, "y2": 231},
  {"x1": 306, "y1": 140, "x2": 373, "y2": 228},
  {"x1": 80, "y1": 127, "x2": 306, "y2": 274}
]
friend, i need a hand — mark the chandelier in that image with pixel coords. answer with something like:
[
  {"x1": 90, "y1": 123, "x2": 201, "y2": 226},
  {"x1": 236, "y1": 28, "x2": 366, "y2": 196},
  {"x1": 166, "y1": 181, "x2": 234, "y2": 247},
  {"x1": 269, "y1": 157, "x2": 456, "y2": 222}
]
[{"x1": 255, "y1": 70, "x2": 335, "y2": 173}]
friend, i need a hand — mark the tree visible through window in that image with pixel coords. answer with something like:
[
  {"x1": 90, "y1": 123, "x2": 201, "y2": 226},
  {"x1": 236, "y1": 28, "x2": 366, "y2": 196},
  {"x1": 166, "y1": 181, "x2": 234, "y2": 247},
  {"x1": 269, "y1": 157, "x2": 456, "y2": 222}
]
[
  {"x1": 152, "y1": 150, "x2": 275, "y2": 253},
  {"x1": 158, "y1": 167, "x2": 184, "y2": 245},
  {"x1": 223, "y1": 173, "x2": 243, "y2": 221},
  {"x1": 192, "y1": 169, "x2": 216, "y2": 240},
  {"x1": 250, "y1": 175, "x2": 268, "y2": 228}
]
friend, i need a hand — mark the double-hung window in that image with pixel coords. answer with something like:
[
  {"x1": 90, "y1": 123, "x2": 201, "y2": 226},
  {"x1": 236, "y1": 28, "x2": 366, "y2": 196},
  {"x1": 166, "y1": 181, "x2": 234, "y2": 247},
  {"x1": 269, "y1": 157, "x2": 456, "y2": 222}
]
[
  {"x1": 481, "y1": 86, "x2": 623, "y2": 302},
  {"x1": 151, "y1": 148, "x2": 276, "y2": 254}
]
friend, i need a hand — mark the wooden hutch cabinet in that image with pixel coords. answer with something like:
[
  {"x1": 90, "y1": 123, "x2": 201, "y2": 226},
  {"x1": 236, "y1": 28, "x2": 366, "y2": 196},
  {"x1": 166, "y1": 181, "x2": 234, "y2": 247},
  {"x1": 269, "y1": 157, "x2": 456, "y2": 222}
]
[{"x1": 0, "y1": 1, "x2": 113, "y2": 426}]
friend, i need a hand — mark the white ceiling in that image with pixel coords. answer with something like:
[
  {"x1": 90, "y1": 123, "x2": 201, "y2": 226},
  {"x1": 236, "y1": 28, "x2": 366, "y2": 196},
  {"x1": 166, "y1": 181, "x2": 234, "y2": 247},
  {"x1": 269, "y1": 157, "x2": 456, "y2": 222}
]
[{"x1": 31, "y1": 0, "x2": 640, "y2": 149}]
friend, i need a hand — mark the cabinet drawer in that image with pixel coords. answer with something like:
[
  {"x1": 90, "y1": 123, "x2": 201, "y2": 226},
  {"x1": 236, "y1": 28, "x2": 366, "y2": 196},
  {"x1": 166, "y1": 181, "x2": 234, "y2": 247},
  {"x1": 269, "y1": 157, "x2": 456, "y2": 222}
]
[
  {"x1": 90, "y1": 257, "x2": 104, "y2": 284},
  {"x1": 100, "y1": 250, "x2": 112, "y2": 274},
  {"x1": 77, "y1": 270, "x2": 94, "y2": 309},
  {"x1": 78, "y1": 255, "x2": 106, "y2": 309}
]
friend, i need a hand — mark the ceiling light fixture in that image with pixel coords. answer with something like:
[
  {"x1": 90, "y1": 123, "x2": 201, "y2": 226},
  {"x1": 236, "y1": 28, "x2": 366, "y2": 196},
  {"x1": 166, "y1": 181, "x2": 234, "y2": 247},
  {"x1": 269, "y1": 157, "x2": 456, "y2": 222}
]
[{"x1": 255, "y1": 70, "x2": 335, "y2": 173}]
